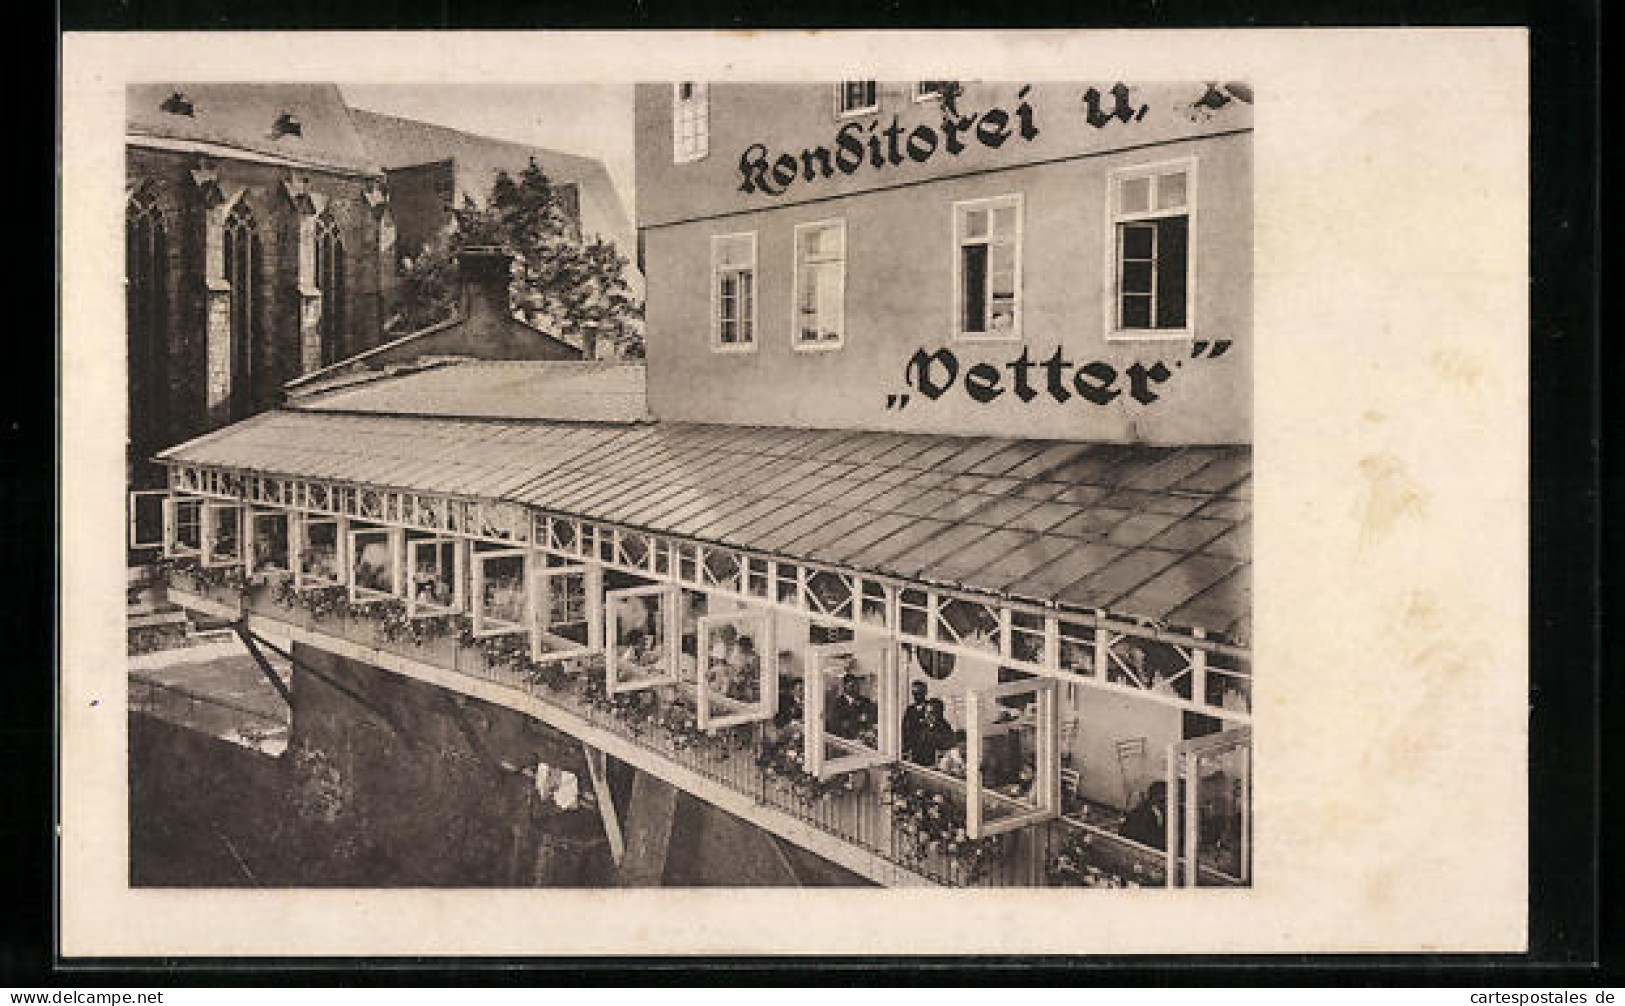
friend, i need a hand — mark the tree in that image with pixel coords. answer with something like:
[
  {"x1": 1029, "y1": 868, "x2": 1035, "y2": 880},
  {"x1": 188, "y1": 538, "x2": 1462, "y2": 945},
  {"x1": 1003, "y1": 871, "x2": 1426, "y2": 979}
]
[{"x1": 389, "y1": 159, "x2": 645, "y2": 357}]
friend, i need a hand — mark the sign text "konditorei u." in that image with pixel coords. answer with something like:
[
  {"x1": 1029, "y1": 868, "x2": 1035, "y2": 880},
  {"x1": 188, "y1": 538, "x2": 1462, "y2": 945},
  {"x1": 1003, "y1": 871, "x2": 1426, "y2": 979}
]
[{"x1": 738, "y1": 85, "x2": 1040, "y2": 197}]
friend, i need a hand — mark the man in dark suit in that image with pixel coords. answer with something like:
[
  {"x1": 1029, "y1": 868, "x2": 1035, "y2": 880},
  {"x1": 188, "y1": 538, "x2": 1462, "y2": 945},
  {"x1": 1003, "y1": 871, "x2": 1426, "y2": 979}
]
[
  {"x1": 899, "y1": 680, "x2": 930, "y2": 757},
  {"x1": 828, "y1": 672, "x2": 877, "y2": 742},
  {"x1": 1120, "y1": 779, "x2": 1169, "y2": 850}
]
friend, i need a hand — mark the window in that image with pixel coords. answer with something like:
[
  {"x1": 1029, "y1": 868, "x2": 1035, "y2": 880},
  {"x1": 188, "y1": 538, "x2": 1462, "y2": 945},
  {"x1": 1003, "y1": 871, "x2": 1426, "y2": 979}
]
[
  {"x1": 163, "y1": 496, "x2": 202, "y2": 558},
  {"x1": 672, "y1": 82, "x2": 709, "y2": 164},
  {"x1": 532, "y1": 558, "x2": 598, "y2": 663},
  {"x1": 803, "y1": 634, "x2": 898, "y2": 778},
  {"x1": 246, "y1": 509, "x2": 292, "y2": 578},
  {"x1": 406, "y1": 535, "x2": 463, "y2": 617},
  {"x1": 202, "y1": 502, "x2": 244, "y2": 567},
  {"x1": 295, "y1": 515, "x2": 345, "y2": 588},
  {"x1": 696, "y1": 608, "x2": 778, "y2": 731},
  {"x1": 315, "y1": 212, "x2": 346, "y2": 366},
  {"x1": 835, "y1": 81, "x2": 878, "y2": 118},
  {"x1": 349, "y1": 525, "x2": 403, "y2": 602},
  {"x1": 126, "y1": 192, "x2": 168, "y2": 474},
  {"x1": 222, "y1": 202, "x2": 263, "y2": 419},
  {"x1": 128, "y1": 490, "x2": 167, "y2": 551},
  {"x1": 953, "y1": 194, "x2": 1022, "y2": 339},
  {"x1": 793, "y1": 220, "x2": 846, "y2": 349},
  {"x1": 471, "y1": 545, "x2": 529, "y2": 637},
  {"x1": 605, "y1": 584, "x2": 679, "y2": 694},
  {"x1": 711, "y1": 233, "x2": 756, "y2": 350},
  {"x1": 915, "y1": 81, "x2": 955, "y2": 102},
  {"x1": 964, "y1": 676, "x2": 1060, "y2": 838},
  {"x1": 1108, "y1": 158, "x2": 1195, "y2": 338}
]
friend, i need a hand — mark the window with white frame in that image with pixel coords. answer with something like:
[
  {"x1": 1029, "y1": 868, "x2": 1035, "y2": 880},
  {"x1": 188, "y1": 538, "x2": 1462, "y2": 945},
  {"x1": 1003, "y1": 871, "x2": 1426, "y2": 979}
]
[
  {"x1": 246, "y1": 509, "x2": 291, "y2": 578},
  {"x1": 532, "y1": 556, "x2": 599, "y2": 663},
  {"x1": 835, "y1": 81, "x2": 878, "y2": 117},
  {"x1": 964, "y1": 675, "x2": 1060, "y2": 838},
  {"x1": 202, "y1": 502, "x2": 244, "y2": 567},
  {"x1": 163, "y1": 496, "x2": 202, "y2": 558},
  {"x1": 406, "y1": 534, "x2": 463, "y2": 617},
  {"x1": 915, "y1": 81, "x2": 955, "y2": 101},
  {"x1": 349, "y1": 524, "x2": 403, "y2": 601},
  {"x1": 696, "y1": 608, "x2": 777, "y2": 731},
  {"x1": 672, "y1": 82, "x2": 709, "y2": 164},
  {"x1": 128, "y1": 490, "x2": 167, "y2": 550},
  {"x1": 605, "y1": 583, "x2": 679, "y2": 694},
  {"x1": 803, "y1": 633, "x2": 898, "y2": 778},
  {"x1": 471, "y1": 545, "x2": 529, "y2": 637},
  {"x1": 793, "y1": 220, "x2": 846, "y2": 349},
  {"x1": 954, "y1": 194, "x2": 1022, "y2": 339},
  {"x1": 711, "y1": 233, "x2": 756, "y2": 350},
  {"x1": 1108, "y1": 158, "x2": 1195, "y2": 337},
  {"x1": 294, "y1": 515, "x2": 345, "y2": 588}
]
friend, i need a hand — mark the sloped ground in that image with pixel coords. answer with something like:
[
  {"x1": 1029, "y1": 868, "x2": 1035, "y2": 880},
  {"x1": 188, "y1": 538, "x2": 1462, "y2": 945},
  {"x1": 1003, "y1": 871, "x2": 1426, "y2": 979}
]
[{"x1": 130, "y1": 641, "x2": 865, "y2": 887}]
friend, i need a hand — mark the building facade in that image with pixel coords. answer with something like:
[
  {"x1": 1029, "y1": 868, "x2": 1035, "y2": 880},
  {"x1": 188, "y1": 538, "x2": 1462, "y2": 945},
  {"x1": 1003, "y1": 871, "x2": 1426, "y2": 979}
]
[
  {"x1": 635, "y1": 80, "x2": 1252, "y2": 443},
  {"x1": 144, "y1": 81, "x2": 1252, "y2": 889},
  {"x1": 126, "y1": 83, "x2": 401, "y2": 490}
]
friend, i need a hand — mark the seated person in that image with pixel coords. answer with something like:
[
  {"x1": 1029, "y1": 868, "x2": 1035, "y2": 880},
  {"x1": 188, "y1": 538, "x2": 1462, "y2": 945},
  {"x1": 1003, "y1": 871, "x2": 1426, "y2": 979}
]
[
  {"x1": 1119, "y1": 780, "x2": 1169, "y2": 850},
  {"x1": 827, "y1": 672, "x2": 877, "y2": 742},
  {"x1": 1002, "y1": 763, "x2": 1038, "y2": 800},
  {"x1": 211, "y1": 525, "x2": 239, "y2": 562},
  {"x1": 636, "y1": 632, "x2": 667, "y2": 670},
  {"x1": 355, "y1": 540, "x2": 393, "y2": 591},
  {"x1": 760, "y1": 677, "x2": 806, "y2": 758},
  {"x1": 303, "y1": 543, "x2": 337, "y2": 579},
  {"x1": 252, "y1": 530, "x2": 285, "y2": 570},
  {"x1": 619, "y1": 629, "x2": 657, "y2": 669},
  {"x1": 772, "y1": 677, "x2": 805, "y2": 732},
  {"x1": 935, "y1": 738, "x2": 968, "y2": 778}
]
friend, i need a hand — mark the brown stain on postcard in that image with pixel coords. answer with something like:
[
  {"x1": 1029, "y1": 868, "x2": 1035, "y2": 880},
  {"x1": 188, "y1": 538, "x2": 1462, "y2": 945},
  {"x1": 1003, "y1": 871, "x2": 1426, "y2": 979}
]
[
  {"x1": 1358, "y1": 454, "x2": 1426, "y2": 546},
  {"x1": 1427, "y1": 346, "x2": 1487, "y2": 391}
]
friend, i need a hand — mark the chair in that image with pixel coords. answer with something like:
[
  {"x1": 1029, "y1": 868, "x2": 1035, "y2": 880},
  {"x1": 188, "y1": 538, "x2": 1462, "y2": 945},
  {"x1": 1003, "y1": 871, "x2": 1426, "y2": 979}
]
[{"x1": 1115, "y1": 736, "x2": 1148, "y2": 809}]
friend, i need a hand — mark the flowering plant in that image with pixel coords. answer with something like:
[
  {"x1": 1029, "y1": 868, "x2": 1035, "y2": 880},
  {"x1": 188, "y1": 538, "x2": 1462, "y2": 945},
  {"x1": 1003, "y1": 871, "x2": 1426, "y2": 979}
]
[
  {"x1": 756, "y1": 738, "x2": 861, "y2": 801},
  {"x1": 883, "y1": 767, "x2": 1007, "y2": 883},
  {"x1": 272, "y1": 580, "x2": 350, "y2": 621},
  {"x1": 1043, "y1": 830, "x2": 1163, "y2": 889},
  {"x1": 157, "y1": 556, "x2": 248, "y2": 594},
  {"x1": 579, "y1": 664, "x2": 655, "y2": 732}
]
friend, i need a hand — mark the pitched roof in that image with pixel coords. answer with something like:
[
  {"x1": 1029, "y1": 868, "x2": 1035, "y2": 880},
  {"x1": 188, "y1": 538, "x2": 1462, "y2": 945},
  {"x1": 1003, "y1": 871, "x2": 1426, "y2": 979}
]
[
  {"x1": 287, "y1": 359, "x2": 651, "y2": 424},
  {"x1": 160, "y1": 411, "x2": 1250, "y2": 641},
  {"x1": 126, "y1": 83, "x2": 381, "y2": 176}
]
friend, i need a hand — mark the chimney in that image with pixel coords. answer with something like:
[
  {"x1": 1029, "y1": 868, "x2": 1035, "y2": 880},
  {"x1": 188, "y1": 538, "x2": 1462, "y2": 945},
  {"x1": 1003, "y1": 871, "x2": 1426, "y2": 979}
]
[{"x1": 455, "y1": 246, "x2": 514, "y2": 325}]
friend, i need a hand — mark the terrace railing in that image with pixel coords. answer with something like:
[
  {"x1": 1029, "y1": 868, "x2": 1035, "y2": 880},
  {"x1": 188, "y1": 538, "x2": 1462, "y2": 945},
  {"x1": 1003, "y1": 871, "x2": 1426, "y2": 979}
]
[{"x1": 163, "y1": 575, "x2": 1213, "y2": 889}]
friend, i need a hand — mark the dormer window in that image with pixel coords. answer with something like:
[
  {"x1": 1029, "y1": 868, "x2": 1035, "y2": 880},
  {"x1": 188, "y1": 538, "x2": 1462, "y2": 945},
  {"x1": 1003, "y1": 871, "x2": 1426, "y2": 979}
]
[
  {"x1": 160, "y1": 91, "x2": 194, "y2": 116},
  {"x1": 272, "y1": 112, "x2": 303, "y2": 138}
]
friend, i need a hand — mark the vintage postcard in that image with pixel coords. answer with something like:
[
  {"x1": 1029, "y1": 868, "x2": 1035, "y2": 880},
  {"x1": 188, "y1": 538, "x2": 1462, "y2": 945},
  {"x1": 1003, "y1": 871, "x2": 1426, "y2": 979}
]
[{"x1": 60, "y1": 29, "x2": 1527, "y2": 956}]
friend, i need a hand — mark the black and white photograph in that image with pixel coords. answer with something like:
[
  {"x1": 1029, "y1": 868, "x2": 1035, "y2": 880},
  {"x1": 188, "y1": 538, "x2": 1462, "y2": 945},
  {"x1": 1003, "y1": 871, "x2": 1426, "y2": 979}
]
[
  {"x1": 121, "y1": 77, "x2": 1252, "y2": 891},
  {"x1": 60, "y1": 29, "x2": 1529, "y2": 957}
]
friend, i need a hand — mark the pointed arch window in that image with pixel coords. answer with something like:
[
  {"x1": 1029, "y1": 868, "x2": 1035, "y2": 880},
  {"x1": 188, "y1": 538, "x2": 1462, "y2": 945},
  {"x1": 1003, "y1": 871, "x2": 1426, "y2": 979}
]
[
  {"x1": 125, "y1": 191, "x2": 168, "y2": 483},
  {"x1": 222, "y1": 202, "x2": 263, "y2": 419},
  {"x1": 315, "y1": 211, "x2": 346, "y2": 365}
]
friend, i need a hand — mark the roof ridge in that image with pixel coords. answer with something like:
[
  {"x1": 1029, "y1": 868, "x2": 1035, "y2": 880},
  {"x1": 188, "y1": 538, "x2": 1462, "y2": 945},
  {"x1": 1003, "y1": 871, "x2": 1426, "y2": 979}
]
[{"x1": 349, "y1": 105, "x2": 600, "y2": 167}]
